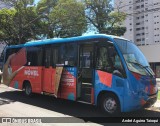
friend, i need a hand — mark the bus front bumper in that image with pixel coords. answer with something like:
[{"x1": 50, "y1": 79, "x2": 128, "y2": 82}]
[{"x1": 143, "y1": 94, "x2": 157, "y2": 108}]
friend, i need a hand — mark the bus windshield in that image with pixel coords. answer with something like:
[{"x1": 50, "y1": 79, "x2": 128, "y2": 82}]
[{"x1": 114, "y1": 38, "x2": 154, "y2": 76}]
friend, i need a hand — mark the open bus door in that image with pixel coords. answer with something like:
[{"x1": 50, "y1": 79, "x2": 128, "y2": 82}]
[{"x1": 77, "y1": 44, "x2": 94, "y2": 103}]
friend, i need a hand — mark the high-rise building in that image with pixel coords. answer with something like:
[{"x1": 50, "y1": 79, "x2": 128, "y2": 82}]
[{"x1": 114, "y1": 0, "x2": 160, "y2": 46}]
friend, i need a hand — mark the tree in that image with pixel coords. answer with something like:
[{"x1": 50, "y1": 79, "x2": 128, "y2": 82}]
[
  {"x1": 36, "y1": 0, "x2": 57, "y2": 38},
  {"x1": 49, "y1": 0, "x2": 87, "y2": 38},
  {"x1": 0, "y1": 0, "x2": 43, "y2": 45},
  {"x1": 0, "y1": 8, "x2": 18, "y2": 45},
  {"x1": 84, "y1": 0, "x2": 126, "y2": 36}
]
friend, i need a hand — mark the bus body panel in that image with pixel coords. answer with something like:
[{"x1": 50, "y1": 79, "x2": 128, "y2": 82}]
[
  {"x1": 42, "y1": 66, "x2": 56, "y2": 93},
  {"x1": 124, "y1": 71, "x2": 157, "y2": 111},
  {"x1": 10, "y1": 66, "x2": 43, "y2": 93},
  {"x1": 60, "y1": 67, "x2": 77, "y2": 101},
  {"x1": 94, "y1": 70, "x2": 126, "y2": 112},
  {"x1": 3, "y1": 34, "x2": 158, "y2": 113}
]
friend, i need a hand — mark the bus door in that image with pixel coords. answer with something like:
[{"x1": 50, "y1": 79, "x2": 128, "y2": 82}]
[
  {"x1": 77, "y1": 44, "x2": 94, "y2": 103},
  {"x1": 42, "y1": 46, "x2": 58, "y2": 94}
]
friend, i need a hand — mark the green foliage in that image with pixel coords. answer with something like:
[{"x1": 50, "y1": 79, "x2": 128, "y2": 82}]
[
  {"x1": 0, "y1": 8, "x2": 18, "y2": 45},
  {"x1": 49, "y1": 0, "x2": 87, "y2": 37},
  {"x1": 84, "y1": 0, "x2": 126, "y2": 36},
  {"x1": 158, "y1": 91, "x2": 160, "y2": 100},
  {"x1": 0, "y1": 0, "x2": 43, "y2": 44},
  {"x1": 0, "y1": 0, "x2": 126, "y2": 45}
]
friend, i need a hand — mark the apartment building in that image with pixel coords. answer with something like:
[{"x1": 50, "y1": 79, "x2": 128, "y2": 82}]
[{"x1": 115, "y1": 0, "x2": 160, "y2": 45}]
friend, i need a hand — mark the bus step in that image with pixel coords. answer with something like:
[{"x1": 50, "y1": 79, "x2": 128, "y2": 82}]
[
  {"x1": 81, "y1": 94, "x2": 91, "y2": 103},
  {"x1": 42, "y1": 92, "x2": 56, "y2": 97},
  {"x1": 82, "y1": 82, "x2": 92, "y2": 85},
  {"x1": 81, "y1": 87, "x2": 91, "y2": 94},
  {"x1": 77, "y1": 100, "x2": 92, "y2": 104}
]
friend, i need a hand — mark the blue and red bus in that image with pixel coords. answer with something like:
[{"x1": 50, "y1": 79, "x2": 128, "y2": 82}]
[{"x1": 3, "y1": 34, "x2": 158, "y2": 114}]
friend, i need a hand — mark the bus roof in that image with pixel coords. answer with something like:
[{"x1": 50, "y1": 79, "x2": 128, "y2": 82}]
[{"x1": 7, "y1": 34, "x2": 129, "y2": 49}]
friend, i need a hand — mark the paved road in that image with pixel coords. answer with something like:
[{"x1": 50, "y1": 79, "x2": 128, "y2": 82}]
[{"x1": 0, "y1": 84, "x2": 160, "y2": 126}]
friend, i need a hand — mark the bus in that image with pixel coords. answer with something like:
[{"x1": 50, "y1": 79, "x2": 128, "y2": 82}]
[{"x1": 3, "y1": 34, "x2": 158, "y2": 114}]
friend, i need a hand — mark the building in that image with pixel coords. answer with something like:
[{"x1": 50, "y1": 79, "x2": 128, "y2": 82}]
[
  {"x1": 114, "y1": 0, "x2": 160, "y2": 77},
  {"x1": 114, "y1": 0, "x2": 160, "y2": 46}
]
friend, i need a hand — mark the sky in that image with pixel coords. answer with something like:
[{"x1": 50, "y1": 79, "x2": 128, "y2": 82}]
[{"x1": 34, "y1": 0, "x2": 40, "y2": 4}]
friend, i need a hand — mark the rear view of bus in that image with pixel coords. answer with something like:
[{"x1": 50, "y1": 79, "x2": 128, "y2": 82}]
[{"x1": 114, "y1": 38, "x2": 158, "y2": 112}]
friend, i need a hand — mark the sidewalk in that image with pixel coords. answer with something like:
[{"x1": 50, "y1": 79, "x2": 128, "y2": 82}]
[
  {"x1": 154, "y1": 100, "x2": 160, "y2": 108},
  {"x1": 156, "y1": 78, "x2": 160, "y2": 90}
]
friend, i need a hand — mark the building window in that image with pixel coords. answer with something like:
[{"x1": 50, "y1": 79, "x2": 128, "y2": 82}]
[
  {"x1": 136, "y1": 28, "x2": 141, "y2": 31},
  {"x1": 136, "y1": 6, "x2": 140, "y2": 9},
  {"x1": 136, "y1": 23, "x2": 140, "y2": 25}
]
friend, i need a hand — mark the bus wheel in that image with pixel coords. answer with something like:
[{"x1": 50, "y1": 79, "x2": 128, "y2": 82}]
[
  {"x1": 24, "y1": 82, "x2": 32, "y2": 96},
  {"x1": 100, "y1": 93, "x2": 120, "y2": 115}
]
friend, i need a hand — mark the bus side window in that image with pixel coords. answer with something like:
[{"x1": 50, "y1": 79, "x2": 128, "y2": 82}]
[
  {"x1": 108, "y1": 46, "x2": 126, "y2": 77},
  {"x1": 59, "y1": 43, "x2": 77, "y2": 66},
  {"x1": 5, "y1": 48, "x2": 21, "y2": 62},
  {"x1": 27, "y1": 46, "x2": 43, "y2": 66},
  {"x1": 52, "y1": 48, "x2": 58, "y2": 68},
  {"x1": 96, "y1": 46, "x2": 113, "y2": 73}
]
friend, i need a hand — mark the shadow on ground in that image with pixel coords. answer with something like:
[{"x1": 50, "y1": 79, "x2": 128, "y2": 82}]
[{"x1": 0, "y1": 90, "x2": 160, "y2": 124}]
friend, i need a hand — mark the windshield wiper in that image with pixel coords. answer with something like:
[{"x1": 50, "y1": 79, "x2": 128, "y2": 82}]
[
  {"x1": 128, "y1": 61, "x2": 148, "y2": 68},
  {"x1": 128, "y1": 61, "x2": 153, "y2": 77}
]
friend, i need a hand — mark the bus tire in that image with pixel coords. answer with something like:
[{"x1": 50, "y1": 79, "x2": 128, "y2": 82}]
[
  {"x1": 24, "y1": 82, "x2": 32, "y2": 97},
  {"x1": 100, "y1": 93, "x2": 120, "y2": 115}
]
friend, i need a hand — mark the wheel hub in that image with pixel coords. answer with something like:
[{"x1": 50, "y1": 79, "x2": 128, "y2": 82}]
[{"x1": 104, "y1": 98, "x2": 117, "y2": 113}]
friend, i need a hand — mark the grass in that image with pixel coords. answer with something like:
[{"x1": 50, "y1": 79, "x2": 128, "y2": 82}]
[{"x1": 158, "y1": 91, "x2": 160, "y2": 100}]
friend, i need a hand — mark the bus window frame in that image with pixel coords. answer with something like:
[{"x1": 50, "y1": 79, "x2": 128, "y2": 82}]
[{"x1": 95, "y1": 40, "x2": 127, "y2": 78}]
